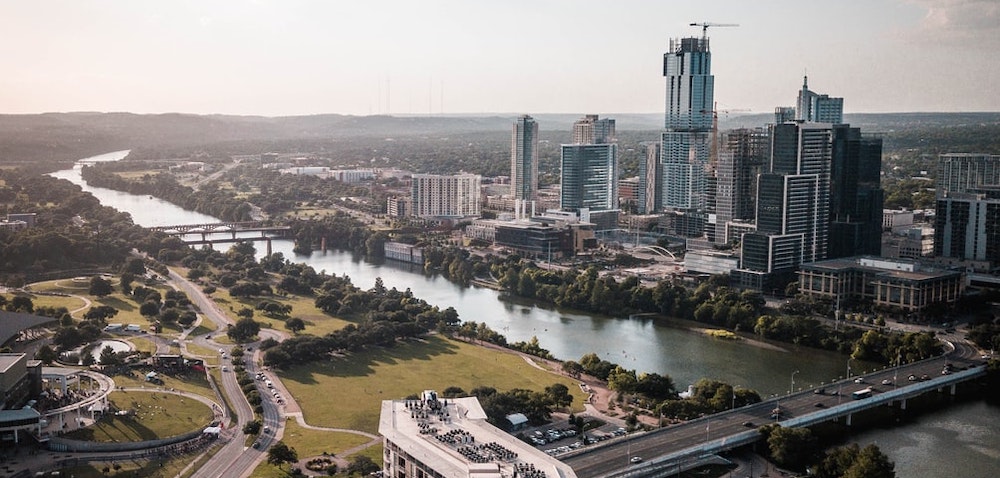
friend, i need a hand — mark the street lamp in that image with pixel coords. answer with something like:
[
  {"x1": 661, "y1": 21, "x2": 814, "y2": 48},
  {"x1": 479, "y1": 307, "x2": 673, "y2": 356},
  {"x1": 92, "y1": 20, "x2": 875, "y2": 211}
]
[{"x1": 790, "y1": 370, "x2": 799, "y2": 396}]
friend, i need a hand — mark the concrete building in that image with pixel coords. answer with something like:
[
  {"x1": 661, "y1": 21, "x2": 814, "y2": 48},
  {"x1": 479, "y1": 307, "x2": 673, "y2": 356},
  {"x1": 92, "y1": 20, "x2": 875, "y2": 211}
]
[
  {"x1": 511, "y1": 115, "x2": 539, "y2": 202},
  {"x1": 799, "y1": 257, "x2": 964, "y2": 313},
  {"x1": 796, "y1": 76, "x2": 843, "y2": 123},
  {"x1": 882, "y1": 226, "x2": 934, "y2": 260},
  {"x1": 936, "y1": 153, "x2": 1000, "y2": 198},
  {"x1": 685, "y1": 250, "x2": 740, "y2": 276},
  {"x1": 411, "y1": 174, "x2": 481, "y2": 219},
  {"x1": 384, "y1": 242, "x2": 424, "y2": 265},
  {"x1": 883, "y1": 209, "x2": 915, "y2": 231},
  {"x1": 934, "y1": 190, "x2": 1000, "y2": 266},
  {"x1": 329, "y1": 169, "x2": 375, "y2": 183},
  {"x1": 387, "y1": 196, "x2": 411, "y2": 218},
  {"x1": 379, "y1": 391, "x2": 577, "y2": 478}
]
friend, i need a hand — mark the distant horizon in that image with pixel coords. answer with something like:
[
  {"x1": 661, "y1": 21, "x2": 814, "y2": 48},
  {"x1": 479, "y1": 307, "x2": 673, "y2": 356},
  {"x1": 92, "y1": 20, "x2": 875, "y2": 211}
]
[{"x1": 7, "y1": 110, "x2": 1000, "y2": 119}]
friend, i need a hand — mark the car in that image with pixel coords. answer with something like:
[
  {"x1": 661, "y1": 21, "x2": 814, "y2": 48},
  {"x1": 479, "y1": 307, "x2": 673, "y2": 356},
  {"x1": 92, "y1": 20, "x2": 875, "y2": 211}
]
[
  {"x1": 742, "y1": 421, "x2": 755, "y2": 428},
  {"x1": 881, "y1": 379, "x2": 893, "y2": 385},
  {"x1": 630, "y1": 456, "x2": 643, "y2": 464},
  {"x1": 908, "y1": 374, "x2": 918, "y2": 381},
  {"x1": 263, "y1": 426, "x2": 271, "y2": 434},
  {"x1": 815, "y1": 402, "x2": 826, "y2": 408},
  {"x1": 854, "y1": 377, "x2": 865, "y2": 384},
  {"x1": 252, "y1": 441, "x2": 261, "y2": 449},
  {"x1": 942, "y1": 369, "x2": 952, "y2": 375},
  {"x1": 921, "y1": 374, "x2": 931, "y2": 381},
  {"x1": 221, "y1": 365, "x2": 229, "y2": 372},
  {"x1": 814, "y1": 388, "x2": 825, "y2": 395}
]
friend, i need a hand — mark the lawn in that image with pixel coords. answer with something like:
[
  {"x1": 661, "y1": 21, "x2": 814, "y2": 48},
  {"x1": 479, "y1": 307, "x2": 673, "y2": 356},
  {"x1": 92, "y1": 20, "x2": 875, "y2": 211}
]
[
  {"x1": 113, "y1": 368, "x2": 217, "y2": 400},
  {"x1": 63, "y1": 390, "x2": 212, "y2": 442},
  {"x1": 279, "y1": 418, "x2": 372, "y2": 458},
  {"x1": 228, "y1": 294, "x2": 354, "y2": 337},
  {"x1": 128, "y1": 337, "x2": 158, "y2": 355},
  {"x1": 58, "y1": 453, "x2": 211, "y2": 478},
  {"x1": 279, "y1": 335, "x2": 587, "y2": 434}
]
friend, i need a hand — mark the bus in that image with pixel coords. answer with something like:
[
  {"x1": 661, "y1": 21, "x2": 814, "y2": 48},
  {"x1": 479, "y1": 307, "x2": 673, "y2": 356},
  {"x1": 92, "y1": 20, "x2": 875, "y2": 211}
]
[{"x1": 851, "y1": 387, "x2": 873, "y2": 400}]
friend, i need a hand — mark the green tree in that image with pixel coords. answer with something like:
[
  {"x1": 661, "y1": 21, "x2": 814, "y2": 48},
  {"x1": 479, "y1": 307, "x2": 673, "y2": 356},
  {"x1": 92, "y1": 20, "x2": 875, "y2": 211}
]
[
  {"x1": 285, "y1": 317, "x2": 306, "y2": 334},
  {"x1": 89, "y1": 276, "x2": 113, "y2": 297},
  {"x1": 266, "y1": 441, "x2": 298, "y2": 468},
  {"x1": 228, "y1": 317, "x2": 261, "y2": 343},
  {"x1": 242, "y1": 420, "x2": 262, "y2": 435},
  {"x1": 766, "y1": 426, "x2": 817, "y2": 470},
  {"x1": 35, "y1": 344, "x2": 57, "y2": 365},
  {"x1": 346, "y1": 455, "x2": 379, "y2": 476}
]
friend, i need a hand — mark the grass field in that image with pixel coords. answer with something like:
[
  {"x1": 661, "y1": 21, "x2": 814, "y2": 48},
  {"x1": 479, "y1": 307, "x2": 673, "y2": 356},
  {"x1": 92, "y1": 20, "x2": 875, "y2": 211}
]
[
  {"x1": 63, "y1": 390, "x2": 212, "y2": 442},
  {"x1": 113, "y1": 368, "x2": 217, "y2": 400},
  {"x1": 129, "y1": 337, "x2": 158, "y2": 355},
  {"x1": 59, "y1": 453, "x2": 209, "y2": 478},
  {"x1": 279, "y1": 335, "x2": 587, "y2": 434},
  {"x1": 280, "y1": 418, "x2": 372, "y2": 458}
]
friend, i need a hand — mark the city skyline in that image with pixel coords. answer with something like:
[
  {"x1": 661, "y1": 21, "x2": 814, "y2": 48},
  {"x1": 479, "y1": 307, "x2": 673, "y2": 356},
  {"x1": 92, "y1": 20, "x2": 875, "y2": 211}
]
[{"x1": 1, "y1": 1, "x2": 998, "y2": 116}]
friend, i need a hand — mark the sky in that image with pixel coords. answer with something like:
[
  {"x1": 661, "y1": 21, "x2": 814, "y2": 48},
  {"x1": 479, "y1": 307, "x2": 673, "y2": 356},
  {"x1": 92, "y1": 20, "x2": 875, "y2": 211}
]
[{"x1": 1, "y1": 0, "x2": 998, "y2": 117}]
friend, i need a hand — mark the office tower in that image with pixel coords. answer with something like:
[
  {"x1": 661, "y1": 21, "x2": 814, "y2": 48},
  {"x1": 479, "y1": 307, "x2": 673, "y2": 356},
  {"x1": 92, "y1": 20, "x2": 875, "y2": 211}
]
[
  {"x1": 511, "y1": 115, "x2": 539, "y2": 202},
  {"x1": 657, "y1": 36, "x2": 714, "y2": 234},
  {"x1": 936, "y1": 153, "x2": 1000, "y2": 198},
  {"x1": 561, "y1": 115, "x2": 619, "y2": 229},
  {"x1": 572, "y1": 114, "x2": 615, "y2": 144},
  {"x1": 734, "y1": 122, "x2": 833, "y2": 291},
  {"x1": 796, "y1": 76, "x2": 843, "y2": 123},
  {"x1": 774, "y1": 106, "x2": 796, "y2": 124},
  {"x1": 411, "y1": 174, "x2": 482, "y2": 218},
  {"x1": 828, "y1": 127, "x2": 884, "y2": 258},
  {"x1": 638, "y1": 142, "x2": 661, "y2": 214},
  {"x1": 934, "y1": 153, "x2": 1000, "y2": 267}
]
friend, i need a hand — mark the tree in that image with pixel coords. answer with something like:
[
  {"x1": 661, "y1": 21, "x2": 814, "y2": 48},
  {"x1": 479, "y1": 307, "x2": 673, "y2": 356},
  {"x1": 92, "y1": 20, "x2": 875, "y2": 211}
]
[
  {"x1": 285, "y1": 317, "x2": 306, "y2": 334},
  {"x1": 84, "y1": 305, "x2": 119, "y2": 322},
  {"x1": 89, "y1": 276, "x2": 113, "y2": 297},
  {"x1": 228, "y1": 317, "x2": 261, "y2": 343},
  {"x1": 346, "y1": 455, "x2": 379, "y2": 476},
  {"x1": 237, "y1": 307, "x2": 255, "y2": 320},
  {"x1": 815, "y1": 443, "x2": 895, "y2": 478},
  {"x1": 242, "y1": 420, "x2": 262, "y2": 435},
  {"x1": 99, "y1": 345, "x2": 121, "y2": 366},
  {"x1": 35, "y1": 345, "x2": 57, "y2": 365},
  {"x1": 267, "y1": 441, "x2": 298, "y2": 468},
  {"x1": 7, "y1": 296, "x2": 33, "y2": 313},
  {"x1": 139, "y1": 300, "x2": 160, "y2": 317},
  {"x1": 766, "y1": 426, "x2": 817, "y2": 470}
]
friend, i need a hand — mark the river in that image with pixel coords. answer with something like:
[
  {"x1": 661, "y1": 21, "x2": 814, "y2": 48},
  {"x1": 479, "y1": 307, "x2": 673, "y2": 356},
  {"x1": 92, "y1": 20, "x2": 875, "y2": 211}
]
[{"x1": 51, "y1": 151, "x2": 1000, "y2": 475}]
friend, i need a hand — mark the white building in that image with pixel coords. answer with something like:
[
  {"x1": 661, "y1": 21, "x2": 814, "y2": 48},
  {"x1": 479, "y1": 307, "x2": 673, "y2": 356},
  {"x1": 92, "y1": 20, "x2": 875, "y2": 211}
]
[
  {"x1": 329, "y1": 169, "x2": 375, "y2": 183},
  {"x1": 379, "y1": 391, "x2": 576, "y2": 478},
  {"x1": 411, "y1": 174, "x2": 481, "y2": 218}
]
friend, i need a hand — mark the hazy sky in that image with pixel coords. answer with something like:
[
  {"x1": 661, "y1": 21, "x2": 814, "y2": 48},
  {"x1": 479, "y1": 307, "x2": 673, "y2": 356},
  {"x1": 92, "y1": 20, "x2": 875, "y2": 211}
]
[{"x1": 2, "y1": 0, "x2": 998, "y2": 116}]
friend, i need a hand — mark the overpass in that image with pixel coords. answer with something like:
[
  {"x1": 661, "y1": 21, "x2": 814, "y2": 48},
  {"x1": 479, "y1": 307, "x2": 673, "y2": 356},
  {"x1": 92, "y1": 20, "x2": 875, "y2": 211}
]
[
  {"x1": 563, "y1": 344, "x2": 987, "y2": 478},
  {"x1": 145, "y1": 221, "x2": 291, "y2": 255}
]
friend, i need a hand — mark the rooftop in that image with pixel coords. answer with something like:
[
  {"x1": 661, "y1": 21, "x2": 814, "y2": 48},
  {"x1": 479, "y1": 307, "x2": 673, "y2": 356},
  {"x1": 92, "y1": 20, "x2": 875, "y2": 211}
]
[
  {"x1": 0, "y1": 354, "x2": 24, "y2": 374},
  {"x1": 379, "y1": 393, "x2": 576, "y2": 478}
]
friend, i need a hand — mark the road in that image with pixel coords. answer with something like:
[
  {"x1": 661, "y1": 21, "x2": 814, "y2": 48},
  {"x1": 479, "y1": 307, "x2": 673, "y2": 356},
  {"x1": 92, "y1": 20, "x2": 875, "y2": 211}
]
[
  {"x1": 167, "y1": 268, "x2": 275, "y2": 478},
  {"x1": 563, "y1": 339, "x2": 984, "y2": 478}
]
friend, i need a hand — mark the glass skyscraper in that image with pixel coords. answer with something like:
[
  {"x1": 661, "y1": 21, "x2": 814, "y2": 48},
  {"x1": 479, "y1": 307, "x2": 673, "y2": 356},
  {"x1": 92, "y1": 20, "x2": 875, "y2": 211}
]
[
  {"x1": 561, "y1": 115, "x2": 618, "y2": 229},
  {"x1": 511, "y1": 115, "x2": 539, "y2": 202}
]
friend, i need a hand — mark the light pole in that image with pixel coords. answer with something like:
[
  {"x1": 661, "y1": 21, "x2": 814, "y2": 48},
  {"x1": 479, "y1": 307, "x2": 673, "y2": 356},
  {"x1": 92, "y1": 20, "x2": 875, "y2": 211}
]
[{"x1": 790, "y1": 370, "x2": 799, "y2": 396}]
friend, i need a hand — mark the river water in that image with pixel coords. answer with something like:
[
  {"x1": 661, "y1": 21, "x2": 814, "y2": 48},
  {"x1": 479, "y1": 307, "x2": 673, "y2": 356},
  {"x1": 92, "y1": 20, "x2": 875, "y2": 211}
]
[{"x1": 51, "y1": 151, "x2": 1000, "y2": 475}]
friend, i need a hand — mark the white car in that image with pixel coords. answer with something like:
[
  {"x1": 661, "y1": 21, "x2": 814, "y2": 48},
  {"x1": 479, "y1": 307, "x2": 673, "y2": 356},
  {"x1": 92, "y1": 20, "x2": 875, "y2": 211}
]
[{"x1": 630, "y1": 456, "x2": 643, "y2": 464}]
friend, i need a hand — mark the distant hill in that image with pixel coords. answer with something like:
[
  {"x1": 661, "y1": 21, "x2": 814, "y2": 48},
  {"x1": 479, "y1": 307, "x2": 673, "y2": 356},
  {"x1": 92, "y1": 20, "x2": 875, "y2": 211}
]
[{"x1": 1, "y1": 111, "x2": 998, "y2": 166}]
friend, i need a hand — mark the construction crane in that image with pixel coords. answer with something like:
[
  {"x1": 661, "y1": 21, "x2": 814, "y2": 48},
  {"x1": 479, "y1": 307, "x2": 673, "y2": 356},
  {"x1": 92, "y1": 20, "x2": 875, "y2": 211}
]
[{"x1": 689, "y1": 22, "x2": 739, "y2": 39}]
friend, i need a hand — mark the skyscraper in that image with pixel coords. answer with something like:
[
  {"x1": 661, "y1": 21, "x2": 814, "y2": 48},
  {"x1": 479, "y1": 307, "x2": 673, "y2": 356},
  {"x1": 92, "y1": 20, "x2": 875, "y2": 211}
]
[
  {"x1": 796, "y1": 76, "x2": 843, "y2": 123},
  {"x1": 828, "y1": 126, "x2": 884, "y2": 258},
  {"x1": 560, "y1": 115, "x2": 618, "y2": 229},
  {"x1": 511, "y1": 115, "x2": 539, "y2": 202},
  {"x1": 734, "y1": 122, "x2": 833, "y2": 291},
  {"x1": 646, "y1": 35, "x2": 714, "y2": 231},
  {"x1": 934, "y1": 153, "x2": 1000, "y2": 267}
]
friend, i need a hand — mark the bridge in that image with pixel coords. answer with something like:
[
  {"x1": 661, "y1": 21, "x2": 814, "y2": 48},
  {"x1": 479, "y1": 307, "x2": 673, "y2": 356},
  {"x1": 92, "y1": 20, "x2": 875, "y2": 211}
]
[
  {"x1": 145, "y1": 221, "x2": 292, "y2": 255},
  {"x1": 563, "y1": 342, "x2": 987, "y2": 478}
]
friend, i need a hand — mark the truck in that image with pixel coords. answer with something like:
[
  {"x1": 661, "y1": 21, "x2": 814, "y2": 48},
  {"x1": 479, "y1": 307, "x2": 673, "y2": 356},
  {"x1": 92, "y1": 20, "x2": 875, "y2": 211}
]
[{"x1": 125, "y1": 324, "x2": 142, "y2": 332}]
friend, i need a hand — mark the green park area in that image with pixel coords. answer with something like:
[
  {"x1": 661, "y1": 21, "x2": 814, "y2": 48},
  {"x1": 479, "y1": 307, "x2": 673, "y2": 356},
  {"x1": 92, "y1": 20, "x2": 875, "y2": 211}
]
[
  {"x1": 280, "y1": 335, "x2": 587, "y2": 434},
  {"x1": 212, "y1": 292, "x2": 353, "y2": 338},
  {"x1": 63, "y1": 390, "x2": 213, "y2": 442}
]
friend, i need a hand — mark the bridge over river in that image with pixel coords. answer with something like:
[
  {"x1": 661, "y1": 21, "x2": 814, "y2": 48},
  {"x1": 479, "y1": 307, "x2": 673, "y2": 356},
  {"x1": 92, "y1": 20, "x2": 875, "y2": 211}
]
[
  {"x1": 563, "y1": 341, "x2": 987, "y2": 478},
  {"x1": 145, "y1": 221, "x2": 291, "y2": 254}
]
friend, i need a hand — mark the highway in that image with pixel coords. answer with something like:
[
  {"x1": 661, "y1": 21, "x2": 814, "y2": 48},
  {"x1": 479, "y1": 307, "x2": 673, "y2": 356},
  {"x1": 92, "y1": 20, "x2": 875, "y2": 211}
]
[{"x1": 563, "y1": 339, "x2": 985, "y2": 478}]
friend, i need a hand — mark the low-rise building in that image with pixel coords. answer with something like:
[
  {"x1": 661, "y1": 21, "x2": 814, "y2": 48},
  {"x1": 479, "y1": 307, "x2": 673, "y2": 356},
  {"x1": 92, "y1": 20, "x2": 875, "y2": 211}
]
[
  {"x1": 384, "y1": 242, "x2": 424, "y2": 265},
  {"x1": 798, "y1": 256, "x2": 964, "y2": 313},
  {"x1": 379, "y1": 390, "x2": 577, "y2": 478}
]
